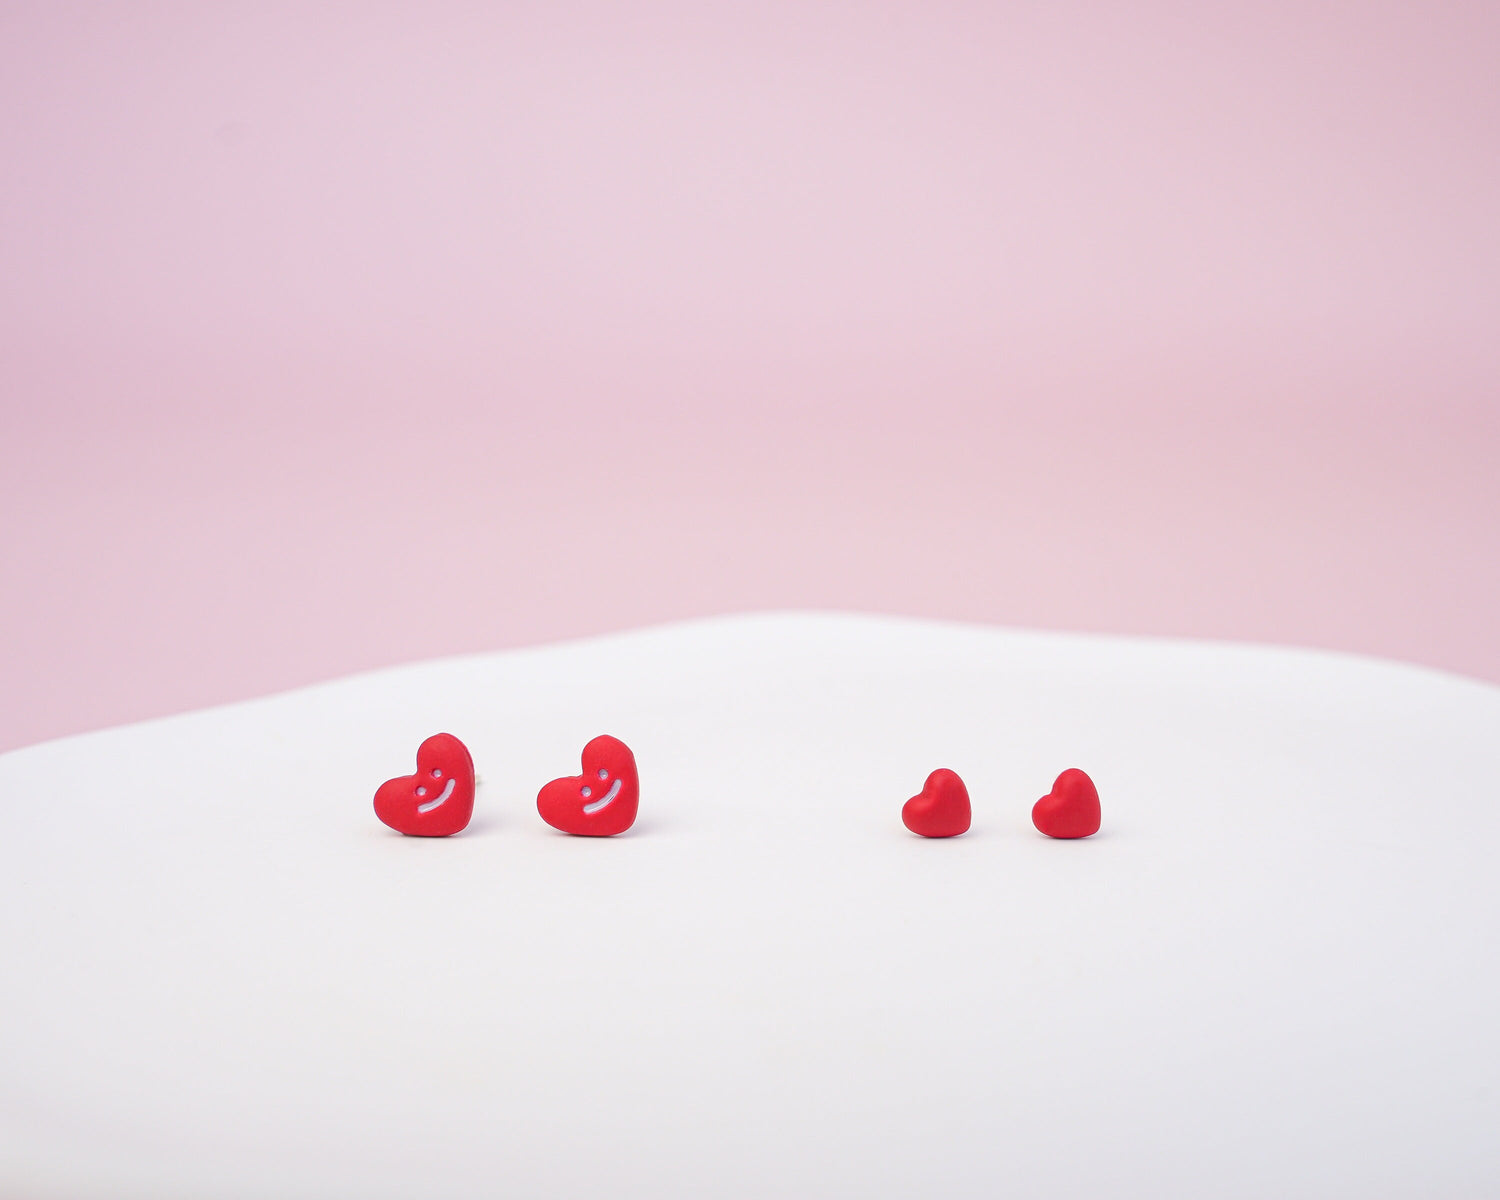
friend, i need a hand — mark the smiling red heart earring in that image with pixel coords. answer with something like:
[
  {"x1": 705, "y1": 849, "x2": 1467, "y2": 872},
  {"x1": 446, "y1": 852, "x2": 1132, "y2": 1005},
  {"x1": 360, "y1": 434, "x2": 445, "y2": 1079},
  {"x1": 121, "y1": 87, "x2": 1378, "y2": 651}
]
[
  {"x1": 374, "y1": 733, "x2": 476, "y2": 837},
  {"x1": 537, "y1": 734, "x2": 639, "y2": 836},
  {"x1": 902, "y1": 768, "x2": 972, "y2": 838},
  {"x1": 1032, "y1": 768, "x2": 1101, "y2": 839}
]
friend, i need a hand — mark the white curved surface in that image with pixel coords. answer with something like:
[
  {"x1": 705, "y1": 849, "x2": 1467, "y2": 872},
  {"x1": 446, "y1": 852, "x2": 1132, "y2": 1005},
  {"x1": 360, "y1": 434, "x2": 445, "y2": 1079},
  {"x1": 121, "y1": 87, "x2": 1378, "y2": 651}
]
[{"x1": 1, "y1": 613, "x2": 1497, "y2": 1198}]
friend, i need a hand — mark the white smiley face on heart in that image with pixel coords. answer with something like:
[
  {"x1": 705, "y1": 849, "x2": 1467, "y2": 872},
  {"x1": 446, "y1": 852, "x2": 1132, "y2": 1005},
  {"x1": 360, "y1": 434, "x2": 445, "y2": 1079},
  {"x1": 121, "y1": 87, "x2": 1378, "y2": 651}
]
[{"x1": 579, "y1": 766, "x2": 623, "y2": 814}]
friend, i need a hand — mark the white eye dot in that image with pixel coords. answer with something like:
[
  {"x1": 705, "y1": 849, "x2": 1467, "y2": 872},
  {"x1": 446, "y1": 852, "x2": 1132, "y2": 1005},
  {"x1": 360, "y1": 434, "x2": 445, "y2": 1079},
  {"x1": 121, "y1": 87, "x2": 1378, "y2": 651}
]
[
  {"x1": 432, "y1": 768, "x2": 442, "y2": 778},
  {"x1": 416, "y1": 787, "x2": 427, "y2": 797},
  {"x1": 581, "y1": 786, "x2": 592, "y2": 799},
  {"x1": 598, "y1": 768, "x2": 609, "y2": 780}
]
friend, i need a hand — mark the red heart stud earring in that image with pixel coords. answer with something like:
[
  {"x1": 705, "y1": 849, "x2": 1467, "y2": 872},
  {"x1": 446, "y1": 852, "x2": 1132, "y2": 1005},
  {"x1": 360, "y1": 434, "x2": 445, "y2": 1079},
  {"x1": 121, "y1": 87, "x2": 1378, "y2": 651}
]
[
  {"x1": 374, "y1": 733, "x2": 476, "y2": 837},
  {"x1": 902, "y1": 768, "x2": 972, "y2": 838},
  {"x1": 1032, "y1": 768, "x2": 1101, "y2": 839},
  {"x1": 537, "y1": 734, "x2": 639, "y2": 836}
]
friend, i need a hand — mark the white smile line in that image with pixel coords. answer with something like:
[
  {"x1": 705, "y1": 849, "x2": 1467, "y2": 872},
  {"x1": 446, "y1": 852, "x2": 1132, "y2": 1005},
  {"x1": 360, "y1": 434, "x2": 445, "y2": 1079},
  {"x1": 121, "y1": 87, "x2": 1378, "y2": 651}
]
[
  {"x1": 582, "y1": 777, "x2": 622, "y2": 815},
  {"x1": 417, "y1": 777, "x2": 457, "y2": 814}
]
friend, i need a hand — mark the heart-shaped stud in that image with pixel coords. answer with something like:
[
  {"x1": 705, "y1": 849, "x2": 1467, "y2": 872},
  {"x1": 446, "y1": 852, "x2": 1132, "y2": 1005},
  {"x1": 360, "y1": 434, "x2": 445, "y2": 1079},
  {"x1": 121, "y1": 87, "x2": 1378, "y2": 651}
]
[
  {"x1": 1031, "y1": 768, "x2": 1100, "y2": 839},
  {"x1": 902, "y1": 768, "x2": 971, "y2": 838},
  {"x1": 374, "y1": 733, "x2": 475, "y2": 837},
  {"x1": 537, "y1": 735, "x2": 639, "y2": 837}
]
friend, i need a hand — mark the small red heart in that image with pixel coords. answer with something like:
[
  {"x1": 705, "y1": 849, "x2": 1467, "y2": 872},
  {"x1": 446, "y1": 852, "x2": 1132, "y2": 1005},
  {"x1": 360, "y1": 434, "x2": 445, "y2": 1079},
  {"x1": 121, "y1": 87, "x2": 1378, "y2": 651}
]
[
  {"x1": 374, "y1": 733, "x2": 475, "y2": 837},
  {"x1": 902, "y1": 768, "x2": 971, "y2": 838},
  {"x1": 1031, "y1": 768, "x2": 1101, "y2": 839},
  {"x1": 537, "y1": 735, "x2": 639, "y2": 837}
]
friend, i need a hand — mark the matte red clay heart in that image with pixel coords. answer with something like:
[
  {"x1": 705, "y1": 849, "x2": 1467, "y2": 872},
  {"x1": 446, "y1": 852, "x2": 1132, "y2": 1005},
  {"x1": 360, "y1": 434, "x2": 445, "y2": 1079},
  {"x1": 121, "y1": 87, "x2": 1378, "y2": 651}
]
[
  {"x1": 902, "y1": 768, "x2": 971, "y2": 838},
  {"x1": 537, "y1": 734, "x2": 639, "y2": 837},
  {"x1": 1032, "y1": 768, "x2": 1101, "y2": 839},
  {"x1": 374, "y1": 733, "x2": 475, "y2": 837}
]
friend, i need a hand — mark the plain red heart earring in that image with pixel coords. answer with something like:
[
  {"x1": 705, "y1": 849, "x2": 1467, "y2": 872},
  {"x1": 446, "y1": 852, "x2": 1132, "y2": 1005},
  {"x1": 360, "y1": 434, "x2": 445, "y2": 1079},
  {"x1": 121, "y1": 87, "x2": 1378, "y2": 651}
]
[
  {"x1": 902, "y1": 768, "x2": 972, "y2": 838},
  {"x1": 374, "y1": 733, "x2": 476, "y2": 837},
  {"x1": 1031, "y1": 768, "x2": 1101, "y2": 839}
]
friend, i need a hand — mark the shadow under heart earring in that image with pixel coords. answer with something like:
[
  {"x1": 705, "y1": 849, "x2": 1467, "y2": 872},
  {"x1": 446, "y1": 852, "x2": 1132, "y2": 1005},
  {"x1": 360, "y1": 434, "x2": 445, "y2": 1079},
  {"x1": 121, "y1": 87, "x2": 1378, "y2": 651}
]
[
  {"x1": 374, "y1": 733, "x2": 476, "y2": 837},
  {"x1": 902, "y1": 768, "x2": 972, "y2": 838},
  {"x1": 537, "y1": 734, "x2": 639, "y2": 836}
]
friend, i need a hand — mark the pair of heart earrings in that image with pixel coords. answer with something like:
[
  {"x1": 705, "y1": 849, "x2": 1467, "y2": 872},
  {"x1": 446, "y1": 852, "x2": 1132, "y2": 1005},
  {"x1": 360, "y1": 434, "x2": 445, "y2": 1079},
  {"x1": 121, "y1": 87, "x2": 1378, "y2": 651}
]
[
  {"x1": 374, "y1": 733, "x2": 637, "y2": 837},
  {"x1": 374, "y1": 732, "x2": 1102, "y2": 841},
  {"x1": 901, "y1": 766, "x2": 1102, "y2": 839}
]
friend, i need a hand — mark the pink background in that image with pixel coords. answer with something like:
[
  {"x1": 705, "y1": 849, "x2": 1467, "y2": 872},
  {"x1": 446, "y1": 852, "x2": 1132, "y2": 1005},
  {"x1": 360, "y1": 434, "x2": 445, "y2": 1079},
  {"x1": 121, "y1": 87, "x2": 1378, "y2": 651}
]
[{"x1": 2, "y1": 2, "x2": 1498, "y2": 754}]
